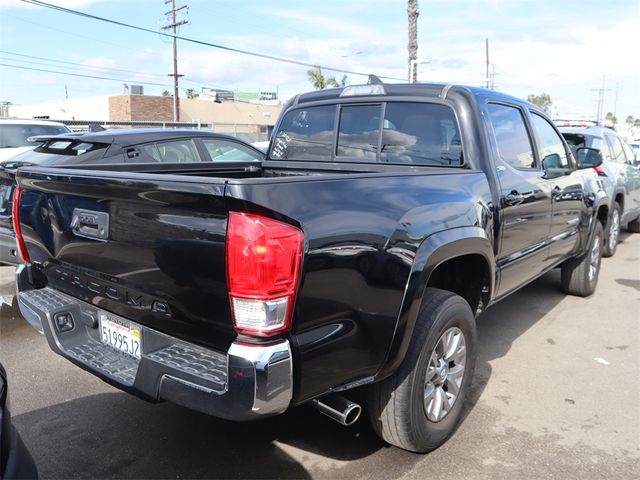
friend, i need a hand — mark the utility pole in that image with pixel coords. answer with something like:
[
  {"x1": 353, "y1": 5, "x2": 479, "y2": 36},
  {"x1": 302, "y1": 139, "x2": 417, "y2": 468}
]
[
  {"x1": 162, "y1": 0, "x2": 188, "y2": 122},
  {"x1": 592, "y1": 75, "x2": 610, "y2": 125},
  {"x1": 407, "y1": 0, "x2": 419, "y2": 82},
  {"x1": 485, "y1": 38, "x2": 490, "y2": 88}
]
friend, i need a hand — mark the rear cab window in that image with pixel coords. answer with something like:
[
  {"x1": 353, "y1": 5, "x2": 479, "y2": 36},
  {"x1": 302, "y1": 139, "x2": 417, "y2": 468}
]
[{"x1": 269, "y1": 102, "x2": 463, "y2": 167}]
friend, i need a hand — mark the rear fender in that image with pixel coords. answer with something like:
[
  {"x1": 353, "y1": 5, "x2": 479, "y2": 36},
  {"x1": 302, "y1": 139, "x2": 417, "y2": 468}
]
[{"x1": 375, "y1": 226, "x2": 494, "y2": 380}]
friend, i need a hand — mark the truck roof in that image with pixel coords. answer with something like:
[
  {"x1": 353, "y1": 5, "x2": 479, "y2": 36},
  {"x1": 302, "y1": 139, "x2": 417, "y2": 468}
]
[{"x1": 291, "y1": 82, "x2": 533, "y2": 110}]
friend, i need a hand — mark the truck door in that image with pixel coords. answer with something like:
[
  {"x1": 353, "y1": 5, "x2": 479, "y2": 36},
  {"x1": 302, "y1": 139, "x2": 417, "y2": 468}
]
[
  {"x1": 528, "y1": 112, "x2": 584, "y2": 263},
  {"x1": 485, "y1": 103, "x2": 553, "y2": 297}
]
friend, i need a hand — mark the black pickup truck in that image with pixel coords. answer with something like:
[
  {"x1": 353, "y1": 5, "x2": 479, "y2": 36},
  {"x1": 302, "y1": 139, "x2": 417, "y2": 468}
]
[{"x1": 13, "y1": 81, "x2": 608, "y2": 453}]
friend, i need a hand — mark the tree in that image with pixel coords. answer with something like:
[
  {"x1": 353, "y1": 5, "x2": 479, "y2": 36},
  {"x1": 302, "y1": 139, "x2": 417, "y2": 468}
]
[
  {"x1": 626, "y1": 115, "x2": 635, "y2": 127},
  {"x1": 185, "y1": 88, "x2": 199, "y2": 99},
  {"x1": 307, "y1": 65, "x2": 340, "y2": 89},
  {"x1": 162, "y1": 90, "x2": 171, "y2": 97},
  {"x1": 605, "y1": 112, "x2": 618, "y2": 125},
  {"x1": 527, "y1": 93, "x2": 552, "y2": 114}
]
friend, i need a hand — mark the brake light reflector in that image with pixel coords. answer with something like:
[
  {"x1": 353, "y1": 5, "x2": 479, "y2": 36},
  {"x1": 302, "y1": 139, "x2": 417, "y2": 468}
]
[
  {"x1": 593, "y1": 165, "x2": 606, "y2": 176},
  {"x1": 226, "y1": 212, "x2": 303, "y2": 337},
  {"x1": 11, "y1": 186, "x2": 31, "y2": 264}
]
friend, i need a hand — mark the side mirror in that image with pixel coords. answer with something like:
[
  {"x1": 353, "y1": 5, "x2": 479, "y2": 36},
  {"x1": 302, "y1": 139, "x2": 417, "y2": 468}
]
[
  {"x1": 575, "y1": 147, "x2": 603, "y2": 169},
  {"x1": 541, "y1": 153, "x2": 562, "y2": 171}
]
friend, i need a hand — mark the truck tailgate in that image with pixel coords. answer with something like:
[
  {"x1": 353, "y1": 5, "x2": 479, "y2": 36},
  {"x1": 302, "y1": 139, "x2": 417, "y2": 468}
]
[{"x1": 16, "y1": 169, "x2": 234, "y2": 351}]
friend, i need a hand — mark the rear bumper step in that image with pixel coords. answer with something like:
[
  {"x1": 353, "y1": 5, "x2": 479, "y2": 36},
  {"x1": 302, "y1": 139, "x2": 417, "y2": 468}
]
[{"x1": 16, "y1": 266, "x2": 293, "y2": 421}]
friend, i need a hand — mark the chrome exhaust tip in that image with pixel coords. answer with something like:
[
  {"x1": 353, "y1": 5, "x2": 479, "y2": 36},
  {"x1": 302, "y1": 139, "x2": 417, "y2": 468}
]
[{"x1": 311, "y1": 394, "x2": 362, "y2": 426}]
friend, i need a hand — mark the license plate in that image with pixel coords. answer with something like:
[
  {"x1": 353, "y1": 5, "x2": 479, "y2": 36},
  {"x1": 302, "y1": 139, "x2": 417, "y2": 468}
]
[{"x1": 99, "y1": 312, "x2": 142, "y2": 359}]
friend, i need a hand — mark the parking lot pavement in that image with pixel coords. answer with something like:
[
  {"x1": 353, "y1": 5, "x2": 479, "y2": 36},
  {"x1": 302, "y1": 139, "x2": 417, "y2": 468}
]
[{"x1": 1, "y1": 233, "x2": 639, "y2": 479}]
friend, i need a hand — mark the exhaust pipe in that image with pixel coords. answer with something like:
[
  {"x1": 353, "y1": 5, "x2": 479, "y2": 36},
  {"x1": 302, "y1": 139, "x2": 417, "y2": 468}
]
[{"x1": 311, "y1": 394, "x2": 362, "y2": 426}]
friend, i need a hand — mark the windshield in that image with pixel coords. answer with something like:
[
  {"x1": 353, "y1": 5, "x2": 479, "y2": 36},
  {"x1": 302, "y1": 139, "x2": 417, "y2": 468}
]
[{"x1": 0, "y1": 124, "x2": 71, "y2": 148}]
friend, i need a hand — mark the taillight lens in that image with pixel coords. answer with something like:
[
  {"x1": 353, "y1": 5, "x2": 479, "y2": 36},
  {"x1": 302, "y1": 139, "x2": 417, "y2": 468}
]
[
  {"x1": 11, "y1": 186, "x2": 31, "y2": 264},
  {"x1": 593, "y1": 165, "x2": 606, "y2": 176},
  {"x1": 226, "y1": 212, "x2": 303, "y2": 337}
]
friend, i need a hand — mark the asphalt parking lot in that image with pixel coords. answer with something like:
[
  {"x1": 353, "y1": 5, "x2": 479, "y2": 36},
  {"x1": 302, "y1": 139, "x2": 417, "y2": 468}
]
[{"x1": 1, "y1": 234, "x2": 639, "y2": 479}]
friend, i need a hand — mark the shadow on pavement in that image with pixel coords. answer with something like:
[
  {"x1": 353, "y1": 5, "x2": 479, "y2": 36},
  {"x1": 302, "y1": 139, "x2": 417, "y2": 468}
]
[{"x1": 10, "y1": 269, "x2": 571, "y2": 478}]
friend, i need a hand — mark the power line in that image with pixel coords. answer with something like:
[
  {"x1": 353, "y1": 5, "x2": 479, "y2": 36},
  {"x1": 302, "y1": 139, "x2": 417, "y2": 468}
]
[
  {"x1": 0, "y1": 50, "x2": 169, "y2": 80},
  {"x1": 0, "y1": 50, "x2": 241, "y2": 93},
  {"x1": 0, "y1": 63, "x2": 171, "y2": 88},
  {"x1": 19, "y1": 0, "x2": 405, "y2": 82}
]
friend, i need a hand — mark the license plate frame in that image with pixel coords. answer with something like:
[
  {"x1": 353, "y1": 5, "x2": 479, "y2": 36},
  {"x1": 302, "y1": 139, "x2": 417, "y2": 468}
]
[{"x1": 98, "y1": 311, "x2": 142, "y2": 360}]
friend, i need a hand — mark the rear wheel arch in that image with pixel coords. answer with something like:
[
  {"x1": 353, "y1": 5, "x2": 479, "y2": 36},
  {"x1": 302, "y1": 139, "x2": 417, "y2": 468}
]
[{"x1": 375, "y1": 227, "x2": 494, "y2": 381}]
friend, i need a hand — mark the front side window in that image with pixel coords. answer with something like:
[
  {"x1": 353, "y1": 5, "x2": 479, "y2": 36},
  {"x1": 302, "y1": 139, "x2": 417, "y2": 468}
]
[
  {"x1": 202, "y1": 138, "x2": 261, "y2": 162},
  {"x1": 270, "y1": 105, "x2": 335, "y2": 161},
  {"x1": 530, "y1": 113, "x2": 570, "y2": 169},
  {"x1": 486, "y1": 103, "x2": 535, "y2": 169},
  {"x1": 141, "y1": 139, "x2": 200, "y2": 163}
]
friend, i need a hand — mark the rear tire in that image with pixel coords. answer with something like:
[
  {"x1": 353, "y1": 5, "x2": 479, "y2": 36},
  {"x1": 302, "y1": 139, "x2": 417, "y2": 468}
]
[
  {"x1": 561, "y1": 221, "x2": 603, "y2": 297},
  {"x1": 628, "y1": 216, "x2": 640, "y2": 234},
  {"x1": 603, "y1": 204, "x2": 620, "y2": 257},
  {"x1": 367, "y1": 288, "x2": 476, "y2": 453}
]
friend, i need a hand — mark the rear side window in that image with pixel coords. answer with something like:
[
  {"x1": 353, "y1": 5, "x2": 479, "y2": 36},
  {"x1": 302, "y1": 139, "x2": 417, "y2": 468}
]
[
  {"x1": 271, "y1": 105, "x2": 335, "y2": 161},
  {"x1": 202, "y1": 138, "x2": 261, "y2": 162},
  {"x1": 141, "y1": 139, "x2": 200, "y2": 163},
  {"x1": 486, "y1": 103, "x2": 535, "y2": 169},
  {"x1": 530, "y1": 113, "x2": 570, "y2": 169}
]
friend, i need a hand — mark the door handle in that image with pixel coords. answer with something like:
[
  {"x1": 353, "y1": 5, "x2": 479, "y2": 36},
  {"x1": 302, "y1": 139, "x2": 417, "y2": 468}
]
[{"x1": 504, "y1": 191, "x2": 524, "y2": 206}]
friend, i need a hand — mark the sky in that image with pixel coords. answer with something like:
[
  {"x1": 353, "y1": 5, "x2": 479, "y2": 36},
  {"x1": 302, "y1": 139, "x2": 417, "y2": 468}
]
[{"x1": 0, "y1": 0, "x2": 639, "y2": 122}]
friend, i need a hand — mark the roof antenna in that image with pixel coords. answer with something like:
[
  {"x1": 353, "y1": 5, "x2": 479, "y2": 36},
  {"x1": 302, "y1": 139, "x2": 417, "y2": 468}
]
[{"x1": 367, "y1": 74, "x2": 383, "y2": 85}]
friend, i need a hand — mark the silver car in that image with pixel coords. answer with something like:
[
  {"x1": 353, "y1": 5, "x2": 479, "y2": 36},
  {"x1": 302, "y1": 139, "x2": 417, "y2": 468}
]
[{"x1": 561, "y1": 126, "x2": 640, "y2": 256}]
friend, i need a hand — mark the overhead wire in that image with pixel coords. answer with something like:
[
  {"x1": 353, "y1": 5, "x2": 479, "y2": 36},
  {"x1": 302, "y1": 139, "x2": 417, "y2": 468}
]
[
  {"x1": 0, "y1": 63, "x2": 171, "y2": 88},
  {"x1": 19, "y1": 0, "x2": 405, "y2": 82}
]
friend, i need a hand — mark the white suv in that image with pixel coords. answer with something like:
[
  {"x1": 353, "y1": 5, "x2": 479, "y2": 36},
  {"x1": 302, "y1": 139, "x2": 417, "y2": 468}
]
[{"x1": 0, "y1": 119, "x2": 71, "y2": 162}]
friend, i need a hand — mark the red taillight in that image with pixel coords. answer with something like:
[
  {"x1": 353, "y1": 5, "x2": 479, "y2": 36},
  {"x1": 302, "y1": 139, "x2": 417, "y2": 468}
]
[
  {"x1": 226, "y1": 212, "x2": 303, "y2": 337},
  {"x1": 11, "y1": 186, "x2": 31, "y2": 264},
  {"x1": 593, "y1": 165, "x2": 606, "y2": 176}
]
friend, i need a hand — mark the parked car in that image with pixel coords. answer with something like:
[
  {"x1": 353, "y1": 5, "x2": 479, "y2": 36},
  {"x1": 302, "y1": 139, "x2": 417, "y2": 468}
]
[
  {"x1": 560, "y1": 126, "x2": 640, "y2": 256},
  {"x1": 13, "y1": 82, "x2": 608, "y2": 453},
  {"x1": 0, "y1": 118, "x2": 71, "y2": 163},
  {"x1": 629, "y1": 140, "x2": 640, "y2": 159},
  {"x1": 1, "y1": 362, "x2": 38, "y2": 479},
  {"x1": 0, "y1": 129, "x2": 264, "y2": 266}
]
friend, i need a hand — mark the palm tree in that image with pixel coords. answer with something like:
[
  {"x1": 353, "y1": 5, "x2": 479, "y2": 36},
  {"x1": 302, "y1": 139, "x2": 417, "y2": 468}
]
[
  {"x1": 408, "y1": 0, "x2": 419, "y2": 82},
  {"x1": 307, "y1": 66, "x2": 340, "y2": 89}
]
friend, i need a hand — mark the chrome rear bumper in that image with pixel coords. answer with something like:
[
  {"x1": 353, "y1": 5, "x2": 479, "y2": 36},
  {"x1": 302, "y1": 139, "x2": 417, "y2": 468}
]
[{"x1": 15, "y1": 265, "x2": 292, "y2": 420}]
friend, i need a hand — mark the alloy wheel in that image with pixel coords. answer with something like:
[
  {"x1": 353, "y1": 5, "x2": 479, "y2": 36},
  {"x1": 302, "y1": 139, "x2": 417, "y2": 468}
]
[{"x1": 424, "y1": 327, "x2": 466, "y2": 422}]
